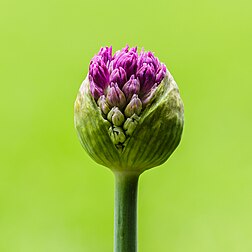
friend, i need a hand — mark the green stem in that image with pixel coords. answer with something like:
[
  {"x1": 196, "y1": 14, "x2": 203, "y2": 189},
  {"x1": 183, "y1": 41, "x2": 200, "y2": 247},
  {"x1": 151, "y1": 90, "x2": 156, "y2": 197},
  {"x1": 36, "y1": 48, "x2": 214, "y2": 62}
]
[{"x1": 114, "y1": 171, "x2": 140, "y2": 252}]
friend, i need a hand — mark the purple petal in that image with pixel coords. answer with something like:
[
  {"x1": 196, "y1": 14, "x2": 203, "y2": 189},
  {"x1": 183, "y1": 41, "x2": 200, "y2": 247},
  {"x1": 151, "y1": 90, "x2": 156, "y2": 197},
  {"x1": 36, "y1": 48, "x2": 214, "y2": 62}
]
[
  {"x1": 122, "y1": 75, "x2": 140, "y2": 101},
  {"x1": 113, "y1": 45, "x2": 129, "y2": 59},
  {"x1": 90, "y1": 77, "x2": 104, "y2": 100},
  {"x1": 137, "y1": 50, "x2": 160, "y2": 72},
  {"x1": 89, "y1": 56, "x2": 110, "y2": 91},
  {"x1": 136, "y1": 63, "x2": 156, "y2": 95},
  {"x1": 98, "y1": 46, "x2": 112, "y2": 66},
  {"x1": 113, "y1": 47, "x2": 138, "y2": 78},
  {"x1": 141, "y1": 84, "x2": 158, "y2": 107},
  {"x1": 110, "y1": 67, "x2": 127, "y2": 88},
  {"x1": 156, "y1": 64, "x2": 167, "y2": 84}
]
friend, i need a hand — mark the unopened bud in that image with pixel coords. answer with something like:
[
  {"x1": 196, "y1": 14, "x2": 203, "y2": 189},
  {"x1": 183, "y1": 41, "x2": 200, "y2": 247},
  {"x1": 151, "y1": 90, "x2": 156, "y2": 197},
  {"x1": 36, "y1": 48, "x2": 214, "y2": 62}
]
[
  {"x1": 110, "y1": 67, "x2": 127, "y2": 88},
  {"x1": 109, "y1": 126, "x2": 126, "y2": 145},
  {"x1": 75, "y1": 45, "x2": 184, "y2": 172},
  {"x1": 106, "y1": 82, "x2": 126, "y2": 109},
  {"x1": 124, "y1": 94, "x2": 142, "y2": 118},
  {"x1": 136, "y1": 63, "x2": 156, "y2": 95},
  {"x1": 97, "y1": 95, "x2": 110, "y2": 114},
  {"x1": 107, "y1": 107, "x2": 125, "y2": 126},
  {"x1": 123, "y1": 114, "x2": 140, "y2": 136},
  {"x1": 122, "y1": 75, "x2": 140, "y2": 102}
]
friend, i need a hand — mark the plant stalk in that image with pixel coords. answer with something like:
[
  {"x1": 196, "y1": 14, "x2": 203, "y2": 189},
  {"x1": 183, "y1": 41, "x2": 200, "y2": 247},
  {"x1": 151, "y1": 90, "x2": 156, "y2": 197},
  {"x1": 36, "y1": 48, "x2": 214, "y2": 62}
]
[{"x1": 114, "y1": 171, "x2": 140, "y2": 252}]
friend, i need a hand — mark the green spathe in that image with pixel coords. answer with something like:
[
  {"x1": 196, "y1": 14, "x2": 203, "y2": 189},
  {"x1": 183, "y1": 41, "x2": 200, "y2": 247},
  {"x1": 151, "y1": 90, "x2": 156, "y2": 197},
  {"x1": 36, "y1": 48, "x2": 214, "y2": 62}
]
[{"x1": 74, "y1": 71, "x2": 184, "y2": 174}]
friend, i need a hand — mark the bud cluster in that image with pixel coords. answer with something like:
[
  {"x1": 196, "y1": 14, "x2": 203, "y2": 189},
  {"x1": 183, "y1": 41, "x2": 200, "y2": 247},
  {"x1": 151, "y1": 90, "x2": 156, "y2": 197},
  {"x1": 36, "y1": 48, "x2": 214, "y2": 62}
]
[{"x1": 89, "y1": 46, "x2": 167, "y2": 150}]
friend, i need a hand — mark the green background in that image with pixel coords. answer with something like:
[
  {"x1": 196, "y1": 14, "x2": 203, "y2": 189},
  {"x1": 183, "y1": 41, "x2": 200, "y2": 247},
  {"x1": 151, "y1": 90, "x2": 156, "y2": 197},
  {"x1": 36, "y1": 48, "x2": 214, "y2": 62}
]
[{"x1": 1, "y1": 0, "x2": 252, "y2": 251}]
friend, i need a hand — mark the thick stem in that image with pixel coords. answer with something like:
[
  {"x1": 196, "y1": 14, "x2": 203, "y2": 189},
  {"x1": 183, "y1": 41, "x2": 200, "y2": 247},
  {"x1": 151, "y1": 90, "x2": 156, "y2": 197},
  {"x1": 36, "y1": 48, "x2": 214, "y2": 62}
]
[{"x1": 114, "y1": 171, "x2": 140, "y2": 252}]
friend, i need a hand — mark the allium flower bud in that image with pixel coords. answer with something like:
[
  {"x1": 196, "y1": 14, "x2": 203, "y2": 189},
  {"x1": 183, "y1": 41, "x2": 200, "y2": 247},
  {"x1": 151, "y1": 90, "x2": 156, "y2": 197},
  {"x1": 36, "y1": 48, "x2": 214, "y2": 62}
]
[
  {"x1": 137, "y1": 50, "x2": 160, "y2": 72},
  {"x1": 122, "y1": 75, "x2": 140, "y2": 102},
  {"x1": 106, "y1": 82, "x2": 126, "y2": 109},
  {"x1": 107, "y1": 107, "x2": 125, "y2": 126},
  {"x1": 141, "y1": 83, "x2": 158, "y2": 107},
  {"x1": 137, "y1": 63, "x2": 156, "y2": 95},
  {"x1": 75, "y1": 46, "x2": 184, "y2": 172},
  {"x1": 89, "y1": 56, "x2": 110, "y2": 99},
  {"x1": 124, "y1": 94, "x2": 142, "y2": 118},
  {"x1": 110, "y1": 67, "x2": 127, "y2": 88},
  {"x1": 109, "y1": 126, "x2": 126, "y2": 146},
  {"x1": 156, "y1": 64, "x2": 167, "y2": 84},
  {"x1": 89, "y1": 77, "x2": 104, "y2": 100},
  {"x1": 97, "y1": 95, "x2": 110, "y2": 115},
  {"x1": 98, "y1": 46, "x2": 112, "y2": 66},
  {"x1": 123, "y1": 114, "x2": 140, "y2": 136}
]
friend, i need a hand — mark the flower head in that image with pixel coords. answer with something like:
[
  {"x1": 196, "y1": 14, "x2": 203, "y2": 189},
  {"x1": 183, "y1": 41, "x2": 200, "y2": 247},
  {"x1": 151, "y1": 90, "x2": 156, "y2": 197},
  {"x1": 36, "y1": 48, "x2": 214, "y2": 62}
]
[{"x1": 75, "y1": 46, "x2": 184, "y2": 173}]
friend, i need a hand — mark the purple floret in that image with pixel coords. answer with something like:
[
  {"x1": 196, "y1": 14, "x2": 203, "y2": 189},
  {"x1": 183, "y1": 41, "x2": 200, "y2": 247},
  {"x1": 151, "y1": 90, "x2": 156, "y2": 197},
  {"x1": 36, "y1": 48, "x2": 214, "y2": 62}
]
[{"x1": 110, "y1": 67, "x2": 127, "y2": 89}]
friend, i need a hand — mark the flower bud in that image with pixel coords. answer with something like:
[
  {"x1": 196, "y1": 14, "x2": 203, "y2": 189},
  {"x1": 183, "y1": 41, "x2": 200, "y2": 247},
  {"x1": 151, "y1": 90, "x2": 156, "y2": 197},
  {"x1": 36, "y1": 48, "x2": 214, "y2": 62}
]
[
  {"x1": 107, "y1": 107, "x2": 125, "y2": 126},
  {"x1": 136, "y1": 63, "x2": 156, "y2": 95},
  {"x1": 156, "y1": 64, "x2": 167, "y2": 84},
  {"x1": 75, "y1": 46, "x2": 184, "y2": 173},
  {"x1": 110, "y1": 67, "x2": 127, "y2": 88},
  {"x1": 109, "y1": 126, "x2": 126, "y2": 145},
  {"x1": 123, "y1": 114, "x2": 140, "y2": 136},
  {"x1": 122, "y1": 75, "x2": 140, "y2": 102},
  {"x1": 89, "y1": 77, "x2": 104, "y2": 100},
  {"x1": 113, "y1": 46, "x2": 138, "y2": 78},
  {"x1": 98, "y1": 46, "x2": 112, "y2": 66},
  {"x1": 106, "y1": 82, "x2": 126, "y2": 109},
  {"x1": 124, "y1": 94, "x2": 142, "y2": 118},
  {"x1": 141, "y1": 83, "x2": 158, "y2": 107},
  {"x1": 89, "y1": 57, "x2": 110, "y2": 99},
  {"x1": 97, "y1": 95, "x2": 110, "y2": 115},
  {"x1": 137, "y1": 50, "x2": 160, "y2": 72}
]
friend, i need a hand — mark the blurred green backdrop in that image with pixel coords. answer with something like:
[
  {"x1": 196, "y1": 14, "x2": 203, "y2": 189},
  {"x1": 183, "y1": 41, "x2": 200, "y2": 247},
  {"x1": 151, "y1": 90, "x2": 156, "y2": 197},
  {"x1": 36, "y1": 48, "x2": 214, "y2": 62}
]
[{"x1": 1, "y1": 0, "x2": 252, "y2": 251}]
